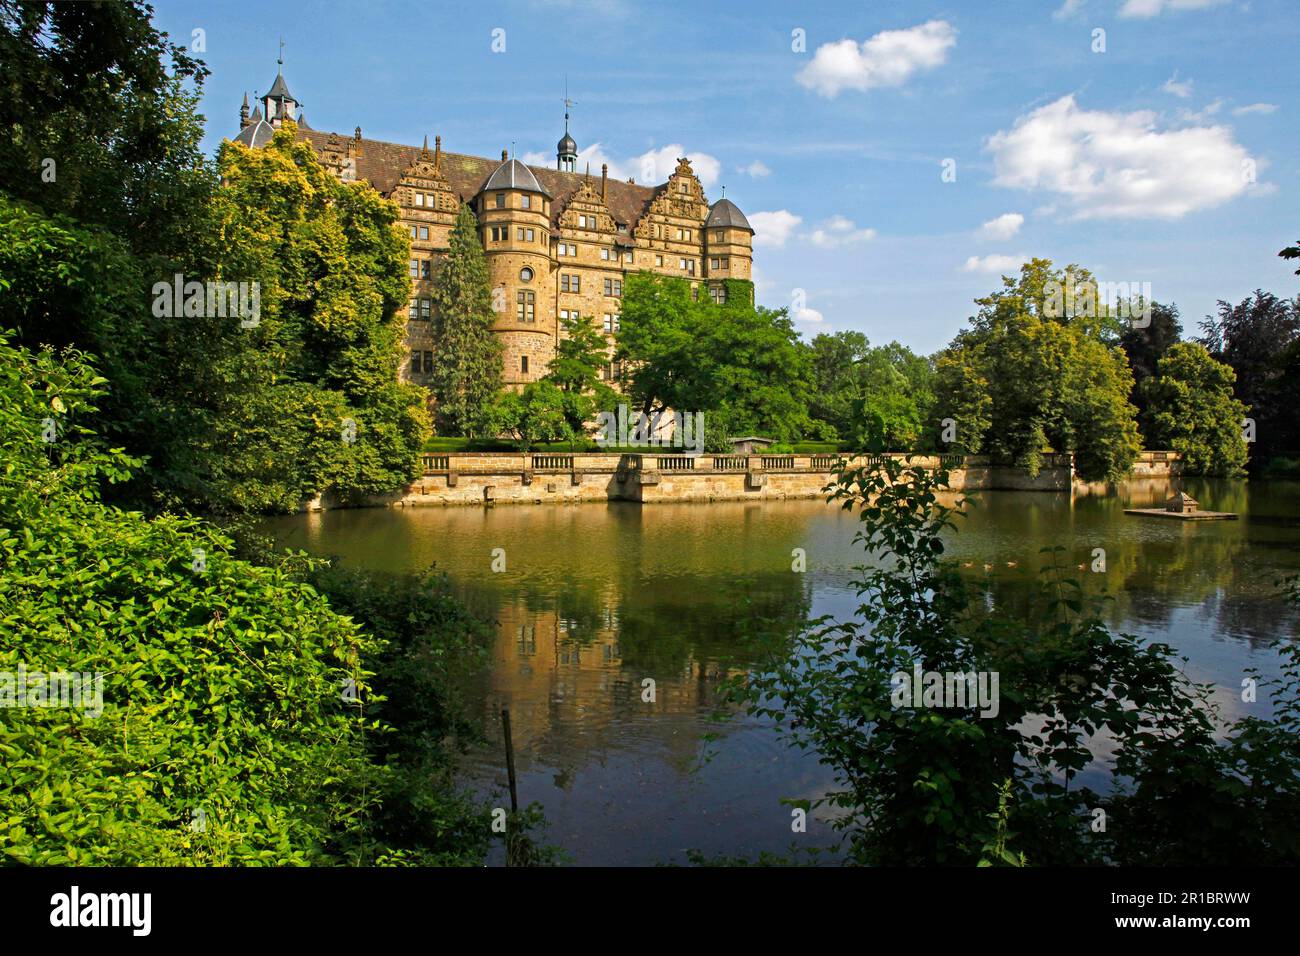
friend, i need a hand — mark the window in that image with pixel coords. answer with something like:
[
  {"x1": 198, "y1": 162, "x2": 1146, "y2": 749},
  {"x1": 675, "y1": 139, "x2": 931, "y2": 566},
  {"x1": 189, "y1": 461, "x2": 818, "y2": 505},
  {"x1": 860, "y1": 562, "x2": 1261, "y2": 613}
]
[
  {"x1": 408, "y1": 300, "x2": 419, "y2": 321},
  {"x1": 409, "y1": 259, "x2": 419, "y2": 278},
  {"x1": 526, "y1": 228, "x2": 535, "y2": 241},
  {"x1": 422, "y1": 351, "x2": 433, "y2": 373},
  {"x1": 679, "y1": 182, "x2": 687, "y2": 193},
  {"x1": 655, "y1": 255, "x2": 663, "y2": 267},
  {"x1": 710, "y1": 286, "x2": 725, "y2": 305},
  {"x1": 604, "y1": 279, "x2": 621, "y2": 297},
  {"x1": 600, "y1": 247, "x2": 610, "y2": 260},
  {"x1": 519, "y1": 267, "x2": 534, "y2": 282},
  {"x1": 517, "y1": 228, "x2": 525, "y2": 241},
  {"x1": 414, "y1": 193, "x2": 424, "y2": 207},
  {"x1": 521, "y1": 194, "x2": 531, "y2": 209},
  {"x1": 653, "y1": 225, "x2": 661, "y2": 238},
  {"x1": 560, "y1": 310, "x2": 572, "y2": 321},
  {"x1": 604, "y1": 278, "x2": 611, "y2": 296},
  {"x1": 558, "y1": 242, "x2": 576, "y2": 257},
  {"x1": 409, "y1": 225, "x2": 418, "y2": 238},
  {"x1": 684, "y1": 229, "x2": 692, "y2": 242},
  {"x1": 420, "y1": 298, "x2": 432, "y2": 320},
  {"x1": 561, "y1": 274, "x2": 580, "y2": 293},
  {"x1": 418, "y1": 225, "x2": 429, "y2": 240},
  {"x1": 679, "y1": 258, "x2": 687, "y2": 270},
  {"x1": 521, "y1": 355, "x2": 529, "y2": 374},
  {"x1": 516, "y1": 290, "x2": 535, "y2": 322},
  {"x1": 495, "y1": 193, "x2": 505, "y2": 208},
  {"x1": 721, "y1": 257, "x2": 728, "y2": 269},
  {"x1": 714, "y1": 229, "x2": 724, "y2": 242},
  {"x1": 603, "y1": 314, "x2": 620, "y2": 333},
  {"x1": 421, "y1": 260, "x2": 431, "y2": 279},
  {"x1": 410, "y1": 350, "x2": 420, "y2": 373},
  {"x1": 625, "y1": 252, "x2": 633, "y2": 263},
  {"x1": 710, "y1": 258, "x2": 719, "y2": 269}
]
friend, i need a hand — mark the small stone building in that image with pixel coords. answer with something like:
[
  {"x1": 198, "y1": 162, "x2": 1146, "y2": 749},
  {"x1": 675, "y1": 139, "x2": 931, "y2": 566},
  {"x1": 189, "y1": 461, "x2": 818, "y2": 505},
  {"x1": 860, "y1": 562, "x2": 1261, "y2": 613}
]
[
  {"x1": 1165, "y1": 491, "x2": 1199, "y2": 513},
  {"x1": 729, "y1": 436, "x2": 774, "y2": 455}
]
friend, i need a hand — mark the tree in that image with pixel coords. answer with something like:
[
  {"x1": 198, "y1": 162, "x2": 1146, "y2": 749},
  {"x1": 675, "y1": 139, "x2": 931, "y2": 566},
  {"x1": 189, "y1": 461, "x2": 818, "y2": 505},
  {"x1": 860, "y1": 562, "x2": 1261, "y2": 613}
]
[
  {"x1": 933, "y1": 259, "x2": 1141, "y2": 482},
  {"x1": 1199, "y1": 291, "x2": 1300, "y2": 468},
  {"x1": 487, "y1": 381, "x2": 570, "y2": 451},
  {"x1": 544, "y1": 312, "x2": 618, "y2": 439},
  {"x1": 616, "y1": 274, "x2": 814, "y2": 441},
  {"x1": 429, "y1": 203, "x2": 503, "y2": 437},
  {"x1": 1120, "y1": 302, "x2": 1183, "y2": 424},
  {"x1": 1142, "y1": 342, "x2": 1249, "y2": 476}
]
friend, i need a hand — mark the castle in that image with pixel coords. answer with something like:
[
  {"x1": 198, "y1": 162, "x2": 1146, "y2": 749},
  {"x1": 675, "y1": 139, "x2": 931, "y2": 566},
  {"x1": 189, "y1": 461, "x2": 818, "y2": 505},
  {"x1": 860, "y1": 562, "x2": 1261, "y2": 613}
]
[{"x1": 231, "y1": 58, "x2": 754, "y2": 392}]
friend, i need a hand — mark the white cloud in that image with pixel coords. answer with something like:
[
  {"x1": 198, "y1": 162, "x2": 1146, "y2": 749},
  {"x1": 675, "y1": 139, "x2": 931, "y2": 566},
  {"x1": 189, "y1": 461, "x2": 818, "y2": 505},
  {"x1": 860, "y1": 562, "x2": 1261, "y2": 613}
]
[
  {"x1": 794, "y1": 306, "x2": 825, "y2": 323},
  {"x1": 749, "y1": 210, "x2": 803, "y2": 248},
  {"x1": 520, "y1": 142, "x2": 721, "y2": 187},
  {"x1": 978, "y1": 212, "x2": 1025, "y2": 240},
  {"x1": 963, "y1": 254, "x2": 1027, "y2": 274},
  {"x1": 1053, "y1": 0, "x2": 1085, "y2": 19},
  {"x1": 1119, "y1": 0, "x2": 1228, "y2": 18},
  {"x1": 1162, "y1": 71, "x2": 1193, "y2": 98},
  {"x1": 806, "y1": 215, "x2": 876, "y2": 248},
  {"x1": 986, "y1": 94, "x2": 1258, "y2": 219},
  {"x1": 739, "y1": 160, "x2": 771, "y2": 177},
  {"x1": 1233, "y1": 102, "x2": 1278, "y2": 116},
  {"x1": 796, "y1": 20, "x2": 957, "y2": 98}
]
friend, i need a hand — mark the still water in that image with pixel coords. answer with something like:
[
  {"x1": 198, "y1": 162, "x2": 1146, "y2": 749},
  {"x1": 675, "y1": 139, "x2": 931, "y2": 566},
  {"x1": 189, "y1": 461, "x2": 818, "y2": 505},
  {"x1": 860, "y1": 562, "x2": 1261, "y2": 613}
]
[{"x1": 263, "y1": 478, "x2": 1300, "y2": 864}]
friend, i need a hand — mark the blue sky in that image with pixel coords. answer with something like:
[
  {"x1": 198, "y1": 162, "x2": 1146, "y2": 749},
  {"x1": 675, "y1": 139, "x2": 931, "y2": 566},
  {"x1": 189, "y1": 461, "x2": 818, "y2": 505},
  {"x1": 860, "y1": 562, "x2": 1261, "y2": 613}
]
[{"x1": 155, "y1": 0, "x2": 1298, "y2": 354}]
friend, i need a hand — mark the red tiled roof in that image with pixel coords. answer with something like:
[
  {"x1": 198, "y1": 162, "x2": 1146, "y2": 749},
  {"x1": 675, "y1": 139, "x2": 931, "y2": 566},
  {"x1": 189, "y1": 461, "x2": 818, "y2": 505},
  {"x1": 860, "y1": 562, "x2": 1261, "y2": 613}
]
[{"x1": 297, "y1": 128, "x2": 661, "y2": 231}]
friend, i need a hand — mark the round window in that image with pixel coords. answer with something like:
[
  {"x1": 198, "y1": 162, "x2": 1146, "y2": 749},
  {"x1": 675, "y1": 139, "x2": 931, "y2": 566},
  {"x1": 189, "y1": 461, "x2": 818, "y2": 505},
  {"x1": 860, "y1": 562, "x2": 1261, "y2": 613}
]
[{"x1": 520, "y1": 267, "x2": 534, "y2": 282}]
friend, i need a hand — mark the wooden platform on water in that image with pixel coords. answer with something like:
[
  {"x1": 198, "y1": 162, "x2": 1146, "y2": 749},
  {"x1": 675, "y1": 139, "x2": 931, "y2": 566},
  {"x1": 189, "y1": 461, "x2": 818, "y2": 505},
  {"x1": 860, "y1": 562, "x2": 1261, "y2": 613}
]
[{"x1": 1124, "y1": 508, "x2": 1238, "y2": 521}]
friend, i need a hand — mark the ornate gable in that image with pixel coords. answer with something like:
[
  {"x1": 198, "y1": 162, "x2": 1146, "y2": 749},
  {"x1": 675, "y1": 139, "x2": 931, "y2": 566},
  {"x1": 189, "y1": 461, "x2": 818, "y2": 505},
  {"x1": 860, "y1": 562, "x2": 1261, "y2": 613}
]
[
  {"x1": 558, "y1": 175, "x2": 615, "y2": 232},
  {"x1": 634, "y1": 157, "x2": 708, "y2": 241},
  {"x1": 395, "y1": 136, "x2": 457, "y2": 214}
]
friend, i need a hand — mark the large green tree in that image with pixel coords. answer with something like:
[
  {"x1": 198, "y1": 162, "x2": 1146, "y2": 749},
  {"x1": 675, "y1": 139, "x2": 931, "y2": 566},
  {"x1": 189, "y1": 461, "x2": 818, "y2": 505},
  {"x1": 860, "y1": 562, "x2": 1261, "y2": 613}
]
[
  {"x1": 1142, "y1": 342, "x2": 1249, "y2": 476},
  {"x1": 616, "y1": 274, "x2": 814, "y2": 441},
  {"x1": 933, "y1": 259, "x2": 1141, "y2": 482},
  {"x1": 544, "y1": 312, "x2": 618, "y2": 439},
  {"x1": 428, "y1": 204, "x2": 502, "y2": 437}
]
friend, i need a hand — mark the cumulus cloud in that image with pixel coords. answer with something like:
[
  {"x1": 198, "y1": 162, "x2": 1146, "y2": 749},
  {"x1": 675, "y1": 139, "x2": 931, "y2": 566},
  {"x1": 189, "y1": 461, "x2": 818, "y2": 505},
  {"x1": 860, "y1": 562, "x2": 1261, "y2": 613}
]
[
  {"x1": 796, "y1": 20, "x2": 957, "y2": 98},
  {"x1": 963, "y1": 254, "x2": 1027, "y2": 274},
  {"x1": 978, "y1": 212, "x2": 1025, "y2": 240},
  {"x1": 749, "y1": 210, "x2": 803, "y2": 248},
  {"x1": 1162, "y1": 71, "x2": 1193, "y2": 98},
  {"x1": 1053, "y1": 0, "x2": 1085, "y2": 19},
  {"x1": 806, "y1": 215, "x2": 876, "y2": 248},
  {"x1": 986, "y1": 94, "x2": 1258, "y2": 219},
  {"x1": 1233, "y1": 102, "x2": 1278, "y2": 116},
  {"x1": 1119, "y1": 0, "x2": 1228, "y2": 18},
  {"x1": 739, "y1": 160, "x2": 771, "y2": 177},
  {"x1": 793, "y1": 306, "x2": 825, "y2": 323},
  {"x1": 520, "y1": 142, "x2": 721, "y2": 187}
]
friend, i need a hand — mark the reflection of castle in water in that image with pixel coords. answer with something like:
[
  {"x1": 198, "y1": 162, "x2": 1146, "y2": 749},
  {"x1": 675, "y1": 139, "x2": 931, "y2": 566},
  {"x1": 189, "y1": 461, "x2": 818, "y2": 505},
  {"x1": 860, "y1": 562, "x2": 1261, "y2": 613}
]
[{"x1": 482, "y1": 600, "x2": 745, "y2": 769}]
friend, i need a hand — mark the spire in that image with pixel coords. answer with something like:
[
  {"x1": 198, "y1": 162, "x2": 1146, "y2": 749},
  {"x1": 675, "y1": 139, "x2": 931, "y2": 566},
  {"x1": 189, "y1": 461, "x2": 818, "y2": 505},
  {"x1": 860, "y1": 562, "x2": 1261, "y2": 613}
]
[
  {"x1": 434, "y1": 135, "x2": 442, "y2": 171},
  {"x1": 421, "y1": 134, "x2": 430, "y2": 160},
  {"x1": 557, "y1": 81, "x2": 578, "y2": 172},
  {"x1": 240, "y1": 91, "x2": 249, "y2": 126}
]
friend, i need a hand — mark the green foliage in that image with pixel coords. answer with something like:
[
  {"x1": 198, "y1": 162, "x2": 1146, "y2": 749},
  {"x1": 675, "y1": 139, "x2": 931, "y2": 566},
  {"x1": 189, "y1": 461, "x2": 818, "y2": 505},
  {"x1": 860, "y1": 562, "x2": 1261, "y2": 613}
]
[
  {"x1": 428, "y1": 204, "x2": 503, "y2": 437},
  {"x1": 733, "y1": 456, "x2": 1300, "y2": 865},
  {"x1": 485, "y1": 381, "x2": 572, "y2": 451},
  {"x1": 0, "y1": 334, "x2": 379, "y2": 864},
  {"x1": 807, "y1": 332, "x2": 935, "y2": 450},
  {"x1": 544, "y1": 312, "x2": 619, "y2": 438},
  {"x1": 616, "y1": 272, "x2": 815, "y2": 441},
  {"x1": 1141, "y1": 342, "x2": 1249, "y2": 476},
  {"x1": 1119, "y1": 302, "x2": 1183, "y2": 424},
  {"x1": 933, "y1": 259, "x2": 1141, "y2": 481}
]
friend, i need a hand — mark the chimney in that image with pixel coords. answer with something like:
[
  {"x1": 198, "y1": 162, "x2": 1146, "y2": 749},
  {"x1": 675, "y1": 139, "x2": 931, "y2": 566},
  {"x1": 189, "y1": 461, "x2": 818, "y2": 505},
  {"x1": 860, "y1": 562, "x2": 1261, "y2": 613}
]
[
  {"x1": 354, "y1": 126, "x2": 362, "y2": 141},
  {"x1": 601, "y1": 163, "x2": 608, "y2": 201},
  {"x1": 434, "y1": 135, "x2": 442, "y2": 171},
  {"x1": 502, "y1": 149, "x2": 508, "y2": 161}
]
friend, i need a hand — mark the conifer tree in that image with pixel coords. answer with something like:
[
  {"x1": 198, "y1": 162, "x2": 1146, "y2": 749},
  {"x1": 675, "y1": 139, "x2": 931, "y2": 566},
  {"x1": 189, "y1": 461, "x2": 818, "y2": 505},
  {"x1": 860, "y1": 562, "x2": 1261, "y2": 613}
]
[{"x1": 429, "y1": 204, "x2": 503, "y2": 435}]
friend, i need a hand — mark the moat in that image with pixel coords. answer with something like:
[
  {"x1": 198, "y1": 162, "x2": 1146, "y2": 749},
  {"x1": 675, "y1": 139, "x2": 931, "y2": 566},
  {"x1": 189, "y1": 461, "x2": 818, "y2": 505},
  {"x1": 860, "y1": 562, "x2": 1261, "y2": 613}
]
[{"x1": 263, "y1": 478, "x2": 1300, "y2": 864}]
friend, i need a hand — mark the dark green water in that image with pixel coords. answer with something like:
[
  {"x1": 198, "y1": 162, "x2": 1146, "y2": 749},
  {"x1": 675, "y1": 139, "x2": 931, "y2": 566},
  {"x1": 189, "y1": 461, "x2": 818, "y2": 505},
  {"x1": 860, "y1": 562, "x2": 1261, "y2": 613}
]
[{"x1": 262, "y1": 477, "x2": 1300, "y2": 864}]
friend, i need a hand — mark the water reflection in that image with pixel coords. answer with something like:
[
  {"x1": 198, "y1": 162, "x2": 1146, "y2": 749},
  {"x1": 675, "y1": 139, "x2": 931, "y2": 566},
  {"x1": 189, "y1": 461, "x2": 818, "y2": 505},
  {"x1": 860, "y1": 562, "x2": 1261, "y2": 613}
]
[{"x1": 262, "y1": 478, "x2": 1300, "y2": 864}]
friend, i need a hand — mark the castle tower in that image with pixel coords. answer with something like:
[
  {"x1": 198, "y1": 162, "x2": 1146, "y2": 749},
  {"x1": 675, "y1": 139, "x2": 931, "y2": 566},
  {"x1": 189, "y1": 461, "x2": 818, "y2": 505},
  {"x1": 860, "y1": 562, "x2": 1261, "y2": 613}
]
[
  {"x1": 478, "y1": 153, "x2": 554, "y2": 389},
  {"x1": 704, "y1": 196, "x2": 754, "y2": 301},
  {"x1": 262, "y1": 41, "x2": 300, "y2": 127},
  {"x1": 557, "y1": 98, "x2": 578, "y2": 172}
]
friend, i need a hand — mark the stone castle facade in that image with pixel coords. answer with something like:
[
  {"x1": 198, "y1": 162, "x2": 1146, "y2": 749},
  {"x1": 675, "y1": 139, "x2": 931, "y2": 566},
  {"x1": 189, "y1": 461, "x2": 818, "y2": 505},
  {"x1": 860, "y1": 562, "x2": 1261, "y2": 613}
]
[{"x1": 232, "y1": 61, "x2": 755, "y2": 392}]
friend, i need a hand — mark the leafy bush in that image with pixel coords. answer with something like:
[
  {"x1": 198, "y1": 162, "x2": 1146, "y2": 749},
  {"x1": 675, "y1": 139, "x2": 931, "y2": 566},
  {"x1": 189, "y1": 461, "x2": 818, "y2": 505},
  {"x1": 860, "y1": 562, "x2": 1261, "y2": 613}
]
[{"x1": 733, "y1": 455, "x2": 1300, "y2": 865}]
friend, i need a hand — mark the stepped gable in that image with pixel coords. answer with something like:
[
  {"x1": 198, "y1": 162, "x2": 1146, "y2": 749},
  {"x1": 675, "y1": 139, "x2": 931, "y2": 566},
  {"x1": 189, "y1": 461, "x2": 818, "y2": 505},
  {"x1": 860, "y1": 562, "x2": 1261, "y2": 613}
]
[{"x1": 295, "y1": 128, "x2": 657, "y2": 231}]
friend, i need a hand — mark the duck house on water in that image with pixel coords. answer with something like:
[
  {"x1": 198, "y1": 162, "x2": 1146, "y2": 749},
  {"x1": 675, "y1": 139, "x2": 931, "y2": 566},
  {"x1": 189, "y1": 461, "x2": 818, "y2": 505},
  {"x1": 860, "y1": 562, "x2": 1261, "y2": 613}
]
[{"x1": 1124, "y1": 491, "x2": 1238, "y2": 521}]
